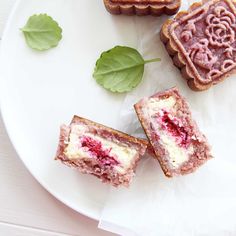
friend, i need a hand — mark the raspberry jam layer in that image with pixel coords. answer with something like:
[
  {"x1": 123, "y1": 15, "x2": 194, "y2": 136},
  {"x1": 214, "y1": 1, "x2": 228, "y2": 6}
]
[
  {"x1": 81, "y1": 136, "x2": 119, "y2": 166},
  {"x1": 158, "y1": 110, "x2": 189, "y2": 148}
]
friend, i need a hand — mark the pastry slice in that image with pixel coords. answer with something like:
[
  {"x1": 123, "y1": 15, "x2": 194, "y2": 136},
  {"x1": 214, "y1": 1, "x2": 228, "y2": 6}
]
[
  {"x1": 103, "y1": 0, "x2": 181, "y2": 16},
  {"x1": 55, "y1": 115, "x2": 148, "y2": 187},
  {"x1": 134, "y1": 87, "x2": 212, "y2": 177},
  {"x1": 161, "y1": 0, "x2": 236, "y2": 91}
]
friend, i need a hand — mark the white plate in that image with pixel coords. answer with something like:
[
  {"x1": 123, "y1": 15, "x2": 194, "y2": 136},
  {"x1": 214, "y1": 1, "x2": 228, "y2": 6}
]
[{"x1": 0, "y1": 0, "x2": 139, "y2": 220}]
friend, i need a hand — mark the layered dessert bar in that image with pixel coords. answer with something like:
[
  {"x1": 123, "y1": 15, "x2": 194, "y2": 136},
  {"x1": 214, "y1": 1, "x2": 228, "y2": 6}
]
[
  {"x1": 161, "y1": 0, "x2": 236, "y2": 91},
  {"x1": 103, "y1": 0, "x2": 181, "y2": 16},
  {"x1": 55, "y1": 116, "x2": 148, "y2": 187},
  {"x1": 134, "y1": 87, "x2": 212, "y2": 177}
]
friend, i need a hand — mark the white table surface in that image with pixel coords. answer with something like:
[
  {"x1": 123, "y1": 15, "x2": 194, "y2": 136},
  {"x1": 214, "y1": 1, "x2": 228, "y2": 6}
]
[{"x1": 0, "y1": 1, "x2": 114, "y2": 235}]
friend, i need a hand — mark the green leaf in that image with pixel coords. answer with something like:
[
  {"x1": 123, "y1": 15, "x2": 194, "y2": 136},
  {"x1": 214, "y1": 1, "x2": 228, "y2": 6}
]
[
  {"x1": 21, "y1": 14, "x2": 62, "y2": 51},
  {"x1": 93, "y1": 46, "x2": 161, "y2": 93}
]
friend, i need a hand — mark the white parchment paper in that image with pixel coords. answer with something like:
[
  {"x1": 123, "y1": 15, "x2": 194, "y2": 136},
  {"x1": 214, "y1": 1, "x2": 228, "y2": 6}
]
[{"x1": 99, "y1": 1, "x2": 236, "y2": 235}]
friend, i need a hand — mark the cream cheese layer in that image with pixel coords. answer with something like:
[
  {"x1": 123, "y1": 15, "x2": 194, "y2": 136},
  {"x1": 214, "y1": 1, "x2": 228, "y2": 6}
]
[
  {"x1": 143, "y1": 96, "x2": 193, "y2": 168},
  {"x1": 64, "y1": 124, "x2": 138, "y2": 173}
]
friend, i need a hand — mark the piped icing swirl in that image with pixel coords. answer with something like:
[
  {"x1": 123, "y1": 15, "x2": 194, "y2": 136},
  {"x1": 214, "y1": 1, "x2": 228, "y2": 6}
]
[{"x1": 205, "y1": 6, "x2": 235, "y2": 48}]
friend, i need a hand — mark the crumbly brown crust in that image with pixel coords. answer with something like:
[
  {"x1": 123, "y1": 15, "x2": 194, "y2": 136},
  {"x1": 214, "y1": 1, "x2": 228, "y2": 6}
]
[
  {"x1": 160, "y1": 0, "x2": 236, "y2": 91},
  {"x1": 55, "y1": 115, "x2": 148, "y2": 187},
  {"x1": 134, "y1": 87, "x2": 213, "y2": 177},
  {"x1": 103, "y1": 0, "x2": 181, "y2": 16}
]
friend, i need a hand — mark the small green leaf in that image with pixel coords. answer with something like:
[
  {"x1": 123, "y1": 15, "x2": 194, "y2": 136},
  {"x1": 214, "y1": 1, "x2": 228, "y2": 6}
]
[
  {"x1": 21, "y1": 14, "x2": 62, "y2": 51},
  {"x1": 93, "y1": 46, "x2": 160, "y2": 93}
]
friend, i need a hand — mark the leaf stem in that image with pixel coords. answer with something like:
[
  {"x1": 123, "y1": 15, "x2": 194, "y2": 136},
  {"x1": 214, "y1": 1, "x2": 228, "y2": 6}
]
[{"x1": 144, "y1": 58, "x2": 161, "y2": 64}]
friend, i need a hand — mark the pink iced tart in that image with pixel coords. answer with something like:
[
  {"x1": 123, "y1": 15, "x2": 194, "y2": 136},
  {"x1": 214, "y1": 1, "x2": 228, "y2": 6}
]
[
  {"x1": 134, "y1": 87, "x2": 212, "y2": 177},
  {"x1": 103, "y1": 0, "x2": 181, "y2": 16},
  {"x1": 161, "y1": 0, "x2": 236, "y2": 91},
  {"x1": 55, "y1": 116, "x2": 148, "y2": 187}
]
